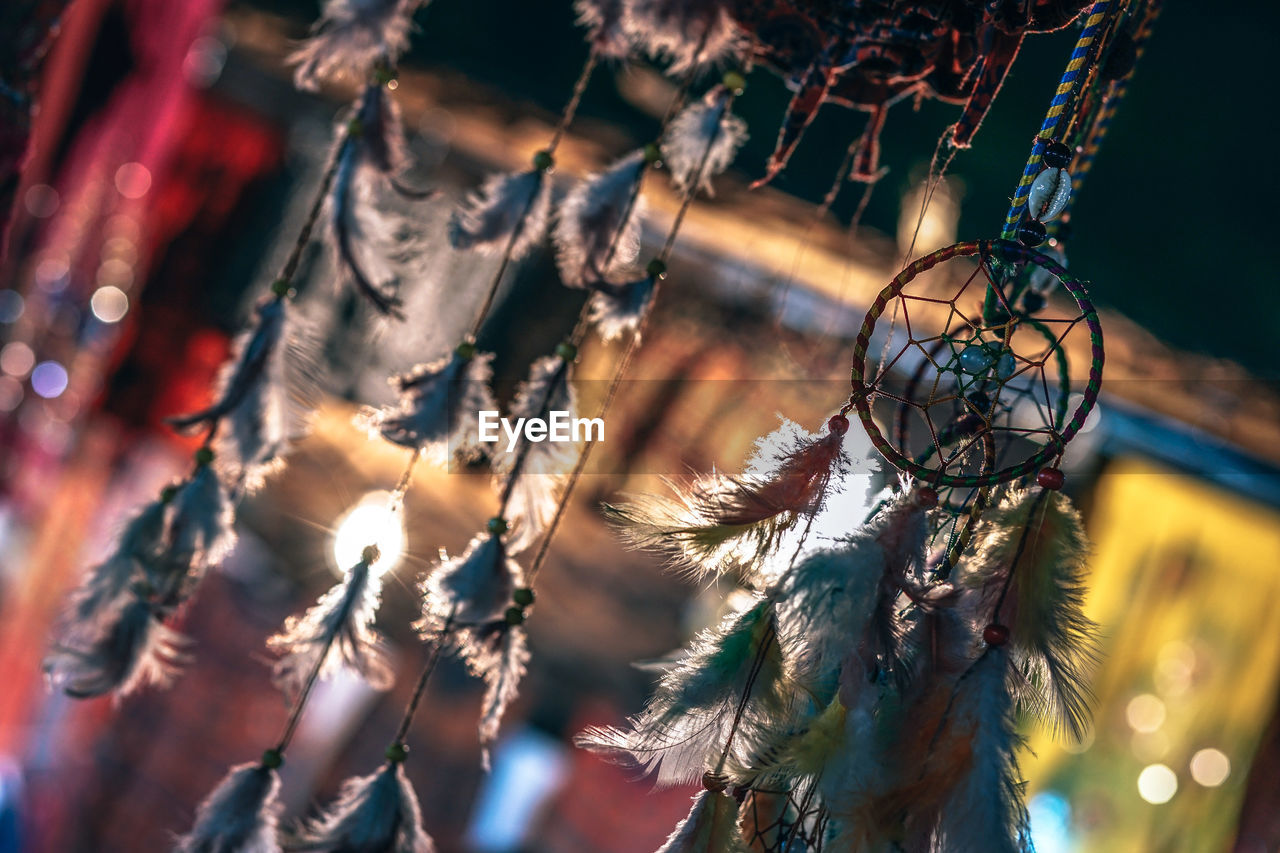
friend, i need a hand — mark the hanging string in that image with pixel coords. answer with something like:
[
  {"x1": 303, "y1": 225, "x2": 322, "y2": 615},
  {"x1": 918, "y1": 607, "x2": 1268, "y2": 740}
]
[
  {"x1": 1051, "y1": 0, "x2": 1160, "y2": 239},
  {"x1": 521, "y1": 82, "x2": 744, "y2": 587},
  {"x1": 465, "y1": 51, "x2": 601, "y2": 342}
]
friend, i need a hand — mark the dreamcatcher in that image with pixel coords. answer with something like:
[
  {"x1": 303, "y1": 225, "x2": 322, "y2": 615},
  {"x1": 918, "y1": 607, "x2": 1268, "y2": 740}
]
[
  {"x1": 35, "y1": 0, "x2": 1158, "y2": 850},
  {"x1": 580, "y1": 2, "x2": 1157, "y2": 852}
]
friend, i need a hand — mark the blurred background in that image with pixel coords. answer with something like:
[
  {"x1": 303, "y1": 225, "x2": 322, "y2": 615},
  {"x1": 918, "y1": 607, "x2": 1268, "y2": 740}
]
[{"x1": 1, "y1": 1, "x2": 1279, "y2": 851}]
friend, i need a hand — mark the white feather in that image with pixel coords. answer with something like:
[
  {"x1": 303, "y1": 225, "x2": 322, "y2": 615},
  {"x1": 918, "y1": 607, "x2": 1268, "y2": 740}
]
[
  {"x1": 44, "y1": 593, "x2": 187, "y2": 699},
  {"x1": 269, "y1": 557, "x2": 393, "y2": 697},
  {"x1": 470, "y1": 626, "x2": 530, "y2": 762},
  {"x1": 150, "y1": 466, "x2": 237, "y2": 609},
  {"x1": 622, "y1": 0, "x2": 743, "y2": 73},
  {"x1": 663, "y1": 87, "x2": 748, "y2": 196},
  {"x1": 449, "y1": 170, "x2": 551, "y2": 260},
  {"x1": 359, "y1": 350, "x2": 497, "y2": 467},
  {"x1": 175, "y1": 762, "x2": 283, "y2": 853},
  {"x1": 931, "y1": 649, "x2": 1031, "y2": 853},
  {"x1": 68, "y1": 498, "x2": 166, "y2": 623},
  {"x1": 286, "y1": 762, "x2": 434, "y2": 852},
  {"x1": 574, "y1": 0, "x2": 631, "y2": 58},
  {"x1": 554, "y1": 150, "x2": 648, "y2": 287},
  {"x1": 290, "y1": 0, "x2": 424, "y2": 91},
  {"x1": 586, "y1": 276, "x2": 655, "y2": 342},
  {"x1": 421, "y1": 533, "x2": 519, "y2": 631},
  {"x1": 656, "y1": 790, "x2": 749, "y2": 853}
]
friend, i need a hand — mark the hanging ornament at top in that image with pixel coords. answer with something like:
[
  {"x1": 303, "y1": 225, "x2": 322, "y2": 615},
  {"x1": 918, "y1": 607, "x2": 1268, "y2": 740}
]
[{"x1": 730, "y1": 0, "x2": 1091, "y2": 185}]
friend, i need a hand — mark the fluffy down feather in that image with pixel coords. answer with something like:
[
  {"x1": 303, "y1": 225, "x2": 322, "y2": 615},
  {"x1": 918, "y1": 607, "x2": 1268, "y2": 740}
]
[
  {"x1": 67, "y1": 498, "x2": 166, "y2": 624},
  {"x1": 175, "y1": 761, "x2": 283, "y2": 853},
  {"x1": 290, "y1": 0, "x2": 424, "y2": 90},
  {"x1": 421, "y1": 532, "x2": 519, "y2": 631},
  {"x1": 553, "y1": 150, "x2": 647, "y2": 287},
  {"x1": 359, "y1": 349, "x2": 497, "y2": 467},
  {"x1": 449, "y1": 170, "x2": 551, "y2": 261},
  {"x1": 45, "y1": 593, "x2": 187, "y2": 699},
  {"x1": 622, "y1": 0, "x2": 743, "y2": 74},
  {"x1": 269, "y1": 556, "x2": 394, "y2": 697},
  {"x1": 149, "y1": 466, "x2": 237, "y2": 610},
  {"x1": 663, "y1": 87, "x2": 748, "y2": 196},
  {"x1": 285, "y1": 762, "x2": 434, "y2": 852},
  {"x1": 586, "y1": 276, "x2": 655, "y2": 342},
  {"x1": 574, "y1": 0, "x2": 631, "y2": 59}
]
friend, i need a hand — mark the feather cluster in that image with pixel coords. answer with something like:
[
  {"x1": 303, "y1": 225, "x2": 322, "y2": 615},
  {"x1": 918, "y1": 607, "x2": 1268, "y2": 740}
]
[
  {"x1": 961, "y1": 488, "x2": 1100, "y2": 740},
  {"x1": 605, "y1": 418, "x2": 849, "y2": 579},
  {"x1": 662, "y1": 86, "x2": 748, "y2": 196},
  {"x1": 286, "y1": 762, "x2": 435, "y2": 852},
  {"x1": 269, "y1": 554, "x2": 394, "y2": 697},
  {"x1": 449, "y1": 169, "x2": 551, "y2": 261},
  {"x1": 47, "y1": 465, "x2": 237, "y2": 698},
  {"x1": 175, "y1": 761, "x2": 283, "y2": 853},
  {"x1": 553, "y1": 150, "x2": 648, "y2": 287},
  {"x1": 590, "y1": 414, "x2": 1098, "y2": 848},
  {"x1": 290, "y1": 0, "x2": 424, "y2": 90},
  {"x1": 359, "y1": 348, "x2": 497, "y2": 467},
  {"x1": 421, "y1": 532, "x2": 528, "y2": 757},
  {"x1": 167, "y1": 298, "x2": 315, "y2": 492},
  {"x1": 621, "y1": 0, "x2": 743, "y2": 73},
  {"x1": 492, "y1": 356, "x2": 579, "y2": 555},
  {"x1": 587, "y1": 275, "x2": 655, "y2": 342}
]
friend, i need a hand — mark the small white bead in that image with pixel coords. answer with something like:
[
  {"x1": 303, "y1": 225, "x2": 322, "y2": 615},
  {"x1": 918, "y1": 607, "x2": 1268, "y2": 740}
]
[{"x1": 1029, "y1": 167, "x2": 1072, "y2": 222}]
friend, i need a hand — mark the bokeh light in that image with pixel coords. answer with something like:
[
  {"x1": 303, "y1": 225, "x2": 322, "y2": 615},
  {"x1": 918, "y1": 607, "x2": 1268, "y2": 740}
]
[
  {"x1": 332, "y1": 490, "x2": 406, "y2": 576},
  {"x1": 1137, "y1": 764, "x2": 1178, "y2": 804},
  {"x1": 1189, "y1": 749, "x2": 1230, "y2": 787},
  {"x1": 0, "y1": 289, "x2": 23, "y2": 323},
  {"x1": 90, "y1": 286, "x2": 129, "y2": 323},
  {"x1": 30, "y1": 361, "x2": 69, "y2": 399},
  {"x1": 1126, "y1": 693, "x2": 1167, "y2": 733},
  {"x1": 0, "y1": 343, "x2": 35, "y2": 378},
  {"x1": 114, "y1": 162, "x2": 152, "y2": 199}
]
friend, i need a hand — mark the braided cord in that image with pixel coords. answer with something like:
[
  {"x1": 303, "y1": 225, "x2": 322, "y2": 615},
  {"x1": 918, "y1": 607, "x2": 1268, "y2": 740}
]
[
  {"x1": 1051, "y1": 0, "x2": 1161, "y2": 237},
  {"x1": 999, "y1": 2, "x2": 1113, "y2": 241}
]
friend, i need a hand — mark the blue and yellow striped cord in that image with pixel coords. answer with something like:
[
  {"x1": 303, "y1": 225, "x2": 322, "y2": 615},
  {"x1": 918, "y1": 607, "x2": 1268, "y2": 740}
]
[
  {"x1": 1051, "y1": 0, "x2": 1160, "y2": 237},
  {"x1": 999, "y1": 2, "x2": 1113, "y2": 241}
]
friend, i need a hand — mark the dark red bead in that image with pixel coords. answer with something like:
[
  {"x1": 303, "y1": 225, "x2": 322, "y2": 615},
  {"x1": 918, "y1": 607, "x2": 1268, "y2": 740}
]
[
  {"x1": 1042, "y1": 140, "x2": 1072, "y2": 170},
  {"x1": 1036, "y1": 467, "x2": 1065, "y2": 490},
  {"x1": 983, "y1": 624, "x2": 1010, "y2": 646},
  {"x1": 827, "y1": 414, "x2": 850, "y2": 435},
  {"x1": 702, "y1": 771, "x2": 728, "y2": 792},
  {"x1": 1018, "y1": 219, "x2": 1048, "y2": 247},
  {"x1": 914, "y1": 486, "x2": 939, "y2": 508}
]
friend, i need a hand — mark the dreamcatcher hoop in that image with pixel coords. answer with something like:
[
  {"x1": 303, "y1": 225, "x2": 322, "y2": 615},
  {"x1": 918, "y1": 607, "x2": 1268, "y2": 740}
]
[{"x1": 850, "y1": 239, "x2": 1103, "y2": 488}]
